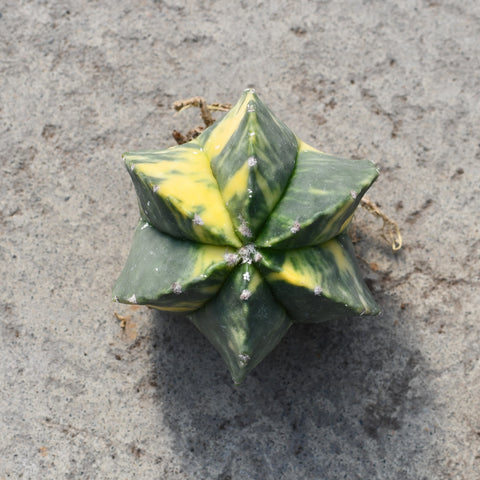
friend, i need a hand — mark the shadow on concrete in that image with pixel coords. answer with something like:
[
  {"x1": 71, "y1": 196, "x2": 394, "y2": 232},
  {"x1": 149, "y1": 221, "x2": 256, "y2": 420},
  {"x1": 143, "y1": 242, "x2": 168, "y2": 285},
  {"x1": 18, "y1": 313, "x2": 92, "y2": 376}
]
[{"x1": 147, "y1": 295, "x2": 438, "y2": 480}]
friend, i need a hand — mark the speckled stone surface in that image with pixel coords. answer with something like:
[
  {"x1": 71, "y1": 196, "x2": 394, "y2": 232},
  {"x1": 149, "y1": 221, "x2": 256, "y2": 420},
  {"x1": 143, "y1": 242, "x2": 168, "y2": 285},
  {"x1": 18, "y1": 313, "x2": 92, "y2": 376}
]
[{"x1": 1, "y1": 1, "x2": 479, "y2": 478}]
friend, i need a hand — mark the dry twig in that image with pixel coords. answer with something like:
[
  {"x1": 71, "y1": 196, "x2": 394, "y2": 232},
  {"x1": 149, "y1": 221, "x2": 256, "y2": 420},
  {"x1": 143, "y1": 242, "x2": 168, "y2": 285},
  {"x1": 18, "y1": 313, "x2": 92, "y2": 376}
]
[
  {"x1": 172, "y1": 97, "x2": 232, "y2": 144},
  {"x1": 360, "y1": 196, "x2": 402, "y2": 251}
]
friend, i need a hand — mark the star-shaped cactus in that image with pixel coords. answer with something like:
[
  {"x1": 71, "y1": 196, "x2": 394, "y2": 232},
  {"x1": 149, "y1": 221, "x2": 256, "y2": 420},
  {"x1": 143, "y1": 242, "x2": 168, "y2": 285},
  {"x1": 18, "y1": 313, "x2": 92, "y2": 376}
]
[{"x1": 113, "y1": 89, "x2": 380, "y2": 383}]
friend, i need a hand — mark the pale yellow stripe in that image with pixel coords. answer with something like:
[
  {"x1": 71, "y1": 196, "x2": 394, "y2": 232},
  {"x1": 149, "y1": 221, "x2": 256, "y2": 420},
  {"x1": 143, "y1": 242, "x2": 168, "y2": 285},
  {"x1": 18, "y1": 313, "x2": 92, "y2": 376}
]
[
  {"x1": 297, "y1": 139, "x2": 326, "y2": 154},
  {"x1": 248, "y1": 269, "x2": 263, "y2": 293},
  {"x1": 267, "y1": 255, "x2": 320, "y2": 289},
  {"x1": 192, "y1": 245, "x2": 233, "y2": 278},
  {"x1": 315, "y1": 199, "x2": 352, "y2": 242},
  {"x1": 322, "y1": 239, "x2": 349, "y2": 272},
  {"x1": 202, "y1": 91, "x2": 254, "y2": 159},
  {"x1": 148, "y1": 303, "x2": 201, "y2": 312},
  {"x1": 338, "y1": 212, "x2": 354, "y2": 234},
  {"x1": 222, "y1": 161, "x2": 250, "y2": 204}
]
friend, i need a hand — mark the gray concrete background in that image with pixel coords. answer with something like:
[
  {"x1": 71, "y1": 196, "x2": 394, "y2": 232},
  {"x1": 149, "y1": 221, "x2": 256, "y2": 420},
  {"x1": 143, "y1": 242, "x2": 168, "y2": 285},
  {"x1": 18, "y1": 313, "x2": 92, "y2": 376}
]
[{"x1": 1, "y1": 1, "x2": 479, "y2": 478}]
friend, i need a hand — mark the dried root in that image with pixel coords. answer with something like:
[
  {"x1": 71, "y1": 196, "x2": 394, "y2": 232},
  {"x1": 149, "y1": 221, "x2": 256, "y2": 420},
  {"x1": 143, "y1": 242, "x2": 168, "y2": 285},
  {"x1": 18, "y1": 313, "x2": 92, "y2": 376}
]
[
  {"x1": 114, "y1": 311, "x2": 130, "y2": 329},
  {"x1": 172, "y1": 126, "x2": 205, "y2": 145},
  {"x1": 360, "y1": 196, "x2": 402, "y2": 251},
  {"x1": 172, "y1": 97, "x2": 232, "y2": 144}
]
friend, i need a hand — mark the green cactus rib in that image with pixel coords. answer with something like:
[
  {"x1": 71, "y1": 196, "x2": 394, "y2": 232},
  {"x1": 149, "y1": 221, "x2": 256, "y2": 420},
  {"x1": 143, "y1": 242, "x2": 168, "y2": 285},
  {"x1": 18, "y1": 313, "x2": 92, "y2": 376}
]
[
  {"x1": 197, "y1": 90, "x2": 298, "y2": 242},
  {"x1": 114, "y1": 88, "x2": 380, "y2": 383},
  {"x1": 256, "y1": 146, "x2": 379, "y2": 248},
  {"x1": 113, "y1": 220, "x2": 236, "y2": 312},
  {"x1": 189, "y1": 265, "x2": 292, "y2": 384},
  {"x1": 257, "y1": 233, "x2": 379, "y2": 322},
  {"x1": 124, "y1": 142, "x2": 241, "y2": 248}
]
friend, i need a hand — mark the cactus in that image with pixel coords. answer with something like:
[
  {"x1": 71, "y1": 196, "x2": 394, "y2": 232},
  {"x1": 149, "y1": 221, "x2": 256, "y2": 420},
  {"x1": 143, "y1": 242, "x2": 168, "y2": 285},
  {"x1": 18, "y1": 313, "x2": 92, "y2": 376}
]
[{"x1": 113, "y1": 89, "x2": 379, "y2": 383}]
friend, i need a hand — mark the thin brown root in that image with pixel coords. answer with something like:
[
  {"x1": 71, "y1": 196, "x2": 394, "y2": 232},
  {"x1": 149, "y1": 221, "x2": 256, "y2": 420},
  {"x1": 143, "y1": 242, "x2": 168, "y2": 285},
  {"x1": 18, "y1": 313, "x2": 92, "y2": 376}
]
[
  {"x1": 172, "y1": 96, "x2": 227, "y2": 127},
  {"x1": 114, "y1": 311, "x2": 130, "y2": 329},
  {"x1": 208, "y1": 102, "x2": 232, "y2": 112},
  {"x1": 360, "y1": 197, "x2": 403, "y2": 251},
  {"x1": 172, "y1": 126, "x2": 205, "y2": 145},
  {"x1": 172, "y1": 97, "x2": 232, "y2": 144},
  {"x1": 173, "y1": 98, "x2": 232, "y2": 115},
  {"x1": 172, "y1": 130, "x2": 187, "y2": 145}
]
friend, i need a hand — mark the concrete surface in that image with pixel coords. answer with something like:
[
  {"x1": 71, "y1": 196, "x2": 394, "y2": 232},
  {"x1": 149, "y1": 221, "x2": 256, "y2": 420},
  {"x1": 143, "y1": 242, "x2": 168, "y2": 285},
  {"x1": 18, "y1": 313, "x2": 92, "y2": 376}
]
[{"x1": 1, "y1": 1, "x2": 479, "y2": 478}]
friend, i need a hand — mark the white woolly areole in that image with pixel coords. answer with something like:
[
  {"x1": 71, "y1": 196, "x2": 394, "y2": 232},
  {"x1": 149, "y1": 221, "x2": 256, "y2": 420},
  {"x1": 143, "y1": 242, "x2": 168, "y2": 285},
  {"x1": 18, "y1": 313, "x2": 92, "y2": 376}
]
[
  {"x1": 238, "y1": 353, "x2": 251, "y2": 366},
  {"x1": 224, "y1": 253, "x2": 240, "y2": 266},
  {"x1": 193, "y1": 214, "x2": 204, "y2": 225},
  {"x1": 127, "y1": 294, "x2": 137, "y2": 304},
  {"x1": 238, "y1": 244, "x2": 257, "y2": 264},
  {"x1": 314, "y1": 286, "x2": 322, "y2": 296},
  {"x1": 236, "y1": 244, "x2": 263, "y2": 265},
  {"x1": 243, "y1": 272, "x2": 251, "y2": 282},
  {"x1": 247, "y1": 156, "x2": 257, "y2": 167},
  {"x1": 350, "y1": 190, "x2": 357, "y2": 199},
  {"x1": 239, "y1": 221, "x2": 252, "y2": 238},
  {"x1": 240, "y1": 289, "x2": 252, "y2": 301},
  {"x1": 290, "y1": 221, "x2": 301, "y2": 234},
  {"x1": 172, "y1": 282, "x2": 182, "y2": 294}
]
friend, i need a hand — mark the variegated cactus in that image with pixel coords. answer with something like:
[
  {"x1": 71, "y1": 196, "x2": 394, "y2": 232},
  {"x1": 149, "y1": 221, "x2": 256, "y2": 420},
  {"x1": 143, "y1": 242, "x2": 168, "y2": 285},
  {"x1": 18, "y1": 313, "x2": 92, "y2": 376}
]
[{"x1": 113, "y1": 88, "x2": 379, "y2": 383}]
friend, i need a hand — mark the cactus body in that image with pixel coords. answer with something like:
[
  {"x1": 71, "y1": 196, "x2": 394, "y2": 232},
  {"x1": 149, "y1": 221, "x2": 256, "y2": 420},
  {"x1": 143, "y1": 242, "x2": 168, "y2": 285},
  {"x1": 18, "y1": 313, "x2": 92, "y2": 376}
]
[{"x1": 114, "y1": 89, "x2": 379, "y2": 383}]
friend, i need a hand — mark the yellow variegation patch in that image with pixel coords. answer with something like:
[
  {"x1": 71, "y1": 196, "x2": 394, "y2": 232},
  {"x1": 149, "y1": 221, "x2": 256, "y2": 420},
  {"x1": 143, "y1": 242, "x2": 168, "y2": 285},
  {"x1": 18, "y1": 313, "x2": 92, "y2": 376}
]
[
  {"x1": 202, "y1": 92, "x2": 252, "y2": 159},
  {"x1": 124, "y1": 143, "x2": 241, "y2": 247}
]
